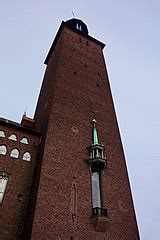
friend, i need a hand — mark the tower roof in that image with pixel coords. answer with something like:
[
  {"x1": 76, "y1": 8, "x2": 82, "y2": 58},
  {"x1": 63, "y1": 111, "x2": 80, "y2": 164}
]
[
  {"x1": 66, "y1": 18, "x2": 89, "y2": 35},
  {"x1": 44, "y1": 18, "x2": 105, "y2": 65},
  {"x1": 91, "y1": 119, "x2": 99, "y2": 145}
]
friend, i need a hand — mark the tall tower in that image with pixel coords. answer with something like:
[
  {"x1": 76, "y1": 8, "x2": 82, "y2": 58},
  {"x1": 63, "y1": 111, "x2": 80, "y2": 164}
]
[
  {"x1": 28, "y1": 19, "x2": 139, "y2": 239},
  {"x1": 0, "y1": 18, "x2": 139, "y2": 240}
]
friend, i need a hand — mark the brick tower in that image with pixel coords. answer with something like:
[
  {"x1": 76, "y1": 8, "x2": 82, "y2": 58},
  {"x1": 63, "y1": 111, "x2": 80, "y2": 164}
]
[
  {"x1": 30, "y1": 19, "x2": 139, "y2": 239},
  {"x1": 0, "y1": 18, "x2": 139, "y2": 240}
]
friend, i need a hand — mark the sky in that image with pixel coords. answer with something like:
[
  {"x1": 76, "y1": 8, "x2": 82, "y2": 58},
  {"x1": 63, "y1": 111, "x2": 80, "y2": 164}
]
[{"x1": 0, "y1": 1, "x2": 160, "y2": 239}]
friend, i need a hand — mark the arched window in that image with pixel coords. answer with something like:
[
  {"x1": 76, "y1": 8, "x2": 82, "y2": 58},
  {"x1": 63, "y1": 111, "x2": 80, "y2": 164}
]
[
  {"x1": 10, "y1": 149, "x2": 19, "y2": 158},
  {"x1": 23, "y1": 152, "x2": 31, "y2": 161},
  {"x1": 0, "y1": 131, "x2": 5, "y2": 138},
  {"x1": 0, "y1": 174, "x2": 8, "y2": 203},
  {"x1": 20, "y1": 137, "x2": 29, "y2": 144},
  {"x1": 9, "y1": 134, "x2": 17, "y2": 141},
  {"x1": 0, "y1": 145, "x2": 7, "y2": 155}
]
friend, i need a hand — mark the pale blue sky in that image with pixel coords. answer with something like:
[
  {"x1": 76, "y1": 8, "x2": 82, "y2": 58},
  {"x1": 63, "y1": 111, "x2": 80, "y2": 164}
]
[{"x1": 0, "y1": 1, "x2": 160, "y2": 239}]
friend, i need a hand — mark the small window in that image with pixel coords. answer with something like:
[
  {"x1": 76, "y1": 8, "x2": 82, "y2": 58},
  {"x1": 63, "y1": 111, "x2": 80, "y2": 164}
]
[
  {"x1": 0, "y1": 145, "x2": 7, "y2": 155},
  {"x1": 0, "y1": 175, "x2": 8, "y2": 203},
  {"x1": 76, "y1": 23, "x2": 82, "y2": 31},
  {"x1": 17, "y1": 193, "x2": 23, "y2": 201},
  {"x1": 23, "y1": 152, "x2": 31, "y2": 161},
  {"x1": 10, "y1": 149, "x2": 19, "y2": 158},
  {"x1": 9, "y1": 134, "x2": 17, "y2": 141},
  {"x1": 0, "y1": 131, "x2": 5, "y2": 137},
  {"x1": 20, "y1": 137, "x2": 29, "y2": 145}
]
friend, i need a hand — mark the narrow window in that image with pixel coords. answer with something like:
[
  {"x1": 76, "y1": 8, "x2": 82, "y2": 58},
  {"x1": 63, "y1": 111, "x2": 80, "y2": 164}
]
[
  {"x1": 20, "y1": 137, "x2": 29, "y2": 144},
  {"x1": 71, "y1": 182, "x2": 77, "y2": 226},
  {"x1": 23, "y1": 152, "x2": 31, "y2": 161},
  {"x1": 9, "y1": 134, "x2": 17, "y2": 141},
  {"x1": 0, "y1": 131, "x2": 5, "y2": 137},
  {"x1": 0, "y1": 175, "x2": 8, "y2": 203},
  {"x1": 91, "y1": 171, "x2": 101, "y2": 208},
  {"x1": 0, "y1": 145, "x2": 7, "y2": 155},
  {"x1": 10, "y1": 149, "x2": 19, "y2": 158},
  {"x1": 76, "y1": 23, "x2": 79, "y2": 30}
]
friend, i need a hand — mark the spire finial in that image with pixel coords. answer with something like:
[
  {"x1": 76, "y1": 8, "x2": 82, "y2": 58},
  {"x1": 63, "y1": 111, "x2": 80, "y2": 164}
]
[
  {"x1": 91, "y1": 119, "x2": 97, "y2": 126},
  {"x1": 91, "y1": 119, "x2": 99, "y2": 145},
  {"x1": 72, "y1": 11, "x2": 75, "y2": 18},
  {"x1": 23, "y1": 107, "x2": 27, "y2": 117}
]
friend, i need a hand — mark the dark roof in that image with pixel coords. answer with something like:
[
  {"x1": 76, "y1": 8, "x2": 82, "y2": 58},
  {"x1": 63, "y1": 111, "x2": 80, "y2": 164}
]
[
  {"x1": 0, "y1": 117, "x2": 40, "y2": 136},
  {"x1": 66, "y1": 18, "x2": 89, "y2": 35},
  {"x1": 44, "y1": 19, "x2": 106, "y2": 65}
]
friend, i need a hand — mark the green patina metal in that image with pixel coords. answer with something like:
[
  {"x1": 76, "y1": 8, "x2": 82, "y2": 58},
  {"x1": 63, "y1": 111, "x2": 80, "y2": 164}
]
[{"x1": 92, "y1": 119, "x2": 99, "y2": 145}]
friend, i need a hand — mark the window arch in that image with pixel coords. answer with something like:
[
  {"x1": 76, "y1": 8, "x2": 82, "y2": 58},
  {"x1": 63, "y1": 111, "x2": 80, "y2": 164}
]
[
  {"x1": 10, "y1": 149, "x2": 19, "y2": 158},
  {"x1": 0, "y1": 145, "x2": 7, "y2": 155},
  {"x1": 22, "y1": 152, "x2": 31, "y2": 161},
  {"x1": 20, "y1": 137, "x2": 29, "y2": 145},
  {"x1": 0, "y1": 131, "x2": 5, "y2": 138},
  {"x1": 9, "y1": 134, "x2": 17, "y2": 141}
]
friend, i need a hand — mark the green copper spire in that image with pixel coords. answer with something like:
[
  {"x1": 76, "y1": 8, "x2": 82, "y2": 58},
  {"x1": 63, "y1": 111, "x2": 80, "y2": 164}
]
[{"x1": 91, "y1": 119, "x2": 99, "y2": 145}]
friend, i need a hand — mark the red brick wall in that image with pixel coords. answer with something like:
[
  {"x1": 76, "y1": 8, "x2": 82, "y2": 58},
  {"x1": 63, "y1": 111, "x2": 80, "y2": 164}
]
[
  {"x1": 0, "y1": 124, "x2": 40, "y2": 240},
  {"x1": 31, "y1": 25, "x2": 139, "y2": 239},
  {"x1": 34, "y1": 31, "x2": 64, "y2": 133}
]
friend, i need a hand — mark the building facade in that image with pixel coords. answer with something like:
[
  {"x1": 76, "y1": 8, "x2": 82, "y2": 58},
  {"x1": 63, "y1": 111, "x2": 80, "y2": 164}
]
[{"x1": 0, "y1": 19, "x2": 139, "y2": 239}]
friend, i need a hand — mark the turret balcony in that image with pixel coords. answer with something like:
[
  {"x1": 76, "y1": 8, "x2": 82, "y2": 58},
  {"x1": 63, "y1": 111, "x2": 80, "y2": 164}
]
[
  {"x1": 92, "y1": 207, "x2": 108, "y2": 217},
  {"x1": 87, "y1": 156, "x2": 106, "y2": 171}
]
